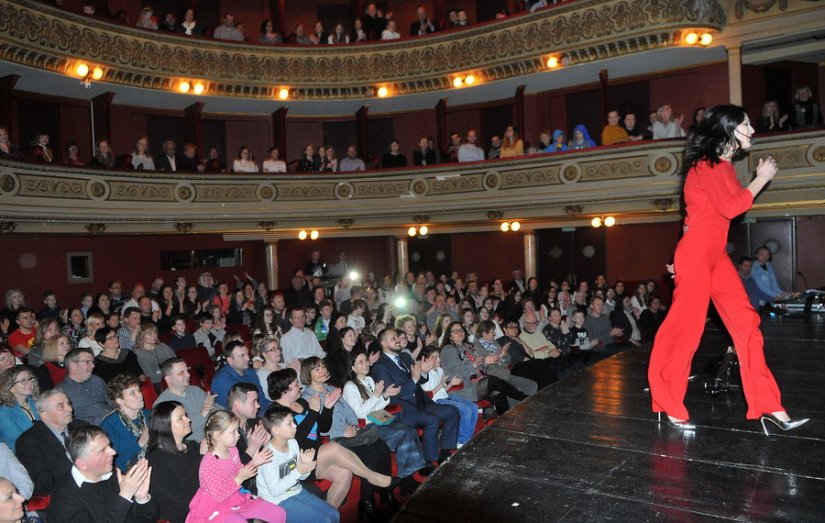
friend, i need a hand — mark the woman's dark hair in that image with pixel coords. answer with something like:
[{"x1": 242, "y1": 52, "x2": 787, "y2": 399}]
[
  {"x1": 254, "y1": 305, "x2": 275, "y2": 334},
  {"x1": 94, "y1": 325, "x2": 115, "y2": 345},
  {"x1": 67, "y1": 307, "x2": 84, "y2": 325},
  {"x1": 259, "y1": 19, "x2": 273, "y2": 34},
  {"x1": 417, "y1": 344, "x2": 440, "y2": 362},
  {"x1": 439, "y1": 321, "x2": 465, "y2": 349},
  {"x1": 148, "y1": 401, "x2": 186, "y2": 455},
  {"x1": 346, "y1": 349, "x2": 371, "y2": 401},
  {"x1": 682, "y1": 104, "x2": 748, "y2": 177},
  {"x1": 267, "y1": 368, "x2": 298, "y2": 400}
]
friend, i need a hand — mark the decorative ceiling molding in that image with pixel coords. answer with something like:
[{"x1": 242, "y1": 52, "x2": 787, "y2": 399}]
[
  {"x1": 0, "y1": 0, "x2": 725, "y2": 100},
  {"x1": 1, "y1": 131, "x2": 822, "y2": 236}
]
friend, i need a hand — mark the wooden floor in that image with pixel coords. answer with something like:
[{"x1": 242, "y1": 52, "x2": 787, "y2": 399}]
[{"x1": 394, "y1": 314, "x2": 825, "y2": 522}]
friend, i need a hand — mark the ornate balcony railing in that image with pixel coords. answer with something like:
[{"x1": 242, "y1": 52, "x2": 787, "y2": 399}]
[
  {"x1": 1, "y1": 131, "x2": 823, "y2": 236},
  {"x1": 0, "y1": 0, "x2": 725, "y2": 100}
]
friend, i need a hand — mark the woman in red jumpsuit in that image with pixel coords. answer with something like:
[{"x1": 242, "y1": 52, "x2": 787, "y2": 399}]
[{"x1": 647, "y1": 105, "x2": 808, "y2": 434}]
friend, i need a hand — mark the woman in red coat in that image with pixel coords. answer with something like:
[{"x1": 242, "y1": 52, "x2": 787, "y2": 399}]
[{"x1": 647, "y1": 105, "x2": 808, "y2": 434}]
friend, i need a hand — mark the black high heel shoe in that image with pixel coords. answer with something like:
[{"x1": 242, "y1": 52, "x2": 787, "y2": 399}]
[
  {"x1": 380, "y1": 488, "x2": 401, "y2": 510},
  {"x1": 370, "y1": 475, "x2": 403, "y2": 491},
  {"x1": 657, "y1": 412, "x2": 696, "y2": 430},
  {"x1": 357, "y1": 499, "x2": 381, "y2": 522},
  {"x1": 759, "y1": 413, "x2": 809, "y2": 435}
]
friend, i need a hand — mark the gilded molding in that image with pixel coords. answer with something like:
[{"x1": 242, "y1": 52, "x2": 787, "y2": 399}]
[{"x1": 0, "y1": 0, "x2": 725, "y2": 99}]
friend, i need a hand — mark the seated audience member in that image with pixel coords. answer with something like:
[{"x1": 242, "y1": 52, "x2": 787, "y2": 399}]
[
  {"x1": 651, "y1": 104, "x2": 685, "y2": 138},
  {"x1": 130, "y1": 136, "x2": 155, "y2": 170},
  {"x1": 211, "y1": 340, "x2": 270, "y2": 410},
  {"x1": 49, "y1": 425, "x2": 159, "y2": 523},
  {"x1": 0, "y1": 367, "x2": 40, "y2": 450},
  {"x1": 262, "y1": 146, "x2": 287, "y2": 173},
  {"x1": 224, "y1": 383, "x2": 271, "y2": 496},
  {"x1": 167, "y1": 316, "x2": 197, "y2": 351},
  {"x1": 37, "y1": 291, "x2": 59, "y2": 321},
  {"x1": 609, "y1": 296, "x2": 643, "y2": 347},
  {"x1": 381, "y1": 19, "x2": 400, "y2": 40},
  {"x1": 93, "y1": 326, "x2": 143, "y2": 382},
  {"x1": 7, "y1": 308, "x2": 35, "y2": 358},
  {"x1": 257, "y1": 406, "x2": 341, "y2": 523},
  {"x1": 499, "y1": 320, "x2": 557, "y2": 387},
  {"x1": 351, "y1": 17, "x2": 367, "y2": 42},
  {"x1": 546, "y1": 129, "x2": 568, "y2": 152},
  {"x1": 178, "y1": 8, "x2": 203, "y2": 36},
  {"x1": 41, "y1": 333, "x2": 71, "y2": 385},
  {"x1": 101, "y1": 374, "x2": 150, "y2": 471},
  {"x1": 381, "y1": 140, "x2": 408, "y2": 168},
  {"x1": 601, "y1": 110, "x2": 630, "y2": 145},
  {"x1": 569, "y1": 124, "x2": 597, "y2": 149},
  {"x1": 146, "y1": 401, "x2": 202, "y2": 523},
  {"x1": 412, "y1": 137, "x2": 437, "y2": 166},
  {"x1": 639, "y1": 295, "x2": 666, "y2": 343},
  {"x1": 0, "y1": 443, "x2": 33, "y2": 500},
  {"x1": 737, "y1": 256, "x2": 770, "y2": 311},
  {"x1": 194, "y1": 312, "x2": 224, "y2": 358},
  {"x1": 78, "y1": 312, "x2": 105, "y2": 355},
  {"x1": 187, "y1": 410, "x2": 284, "y2": 522},
  {"x1": 622, "y1": 112, "x2": 652, "y2": 141},
  {"x1": 158, "y1": 11, "x2": 177, "y2": 31},
  {"x1": 583, "y1": 296, "x2": 625, "y2": 356},
  {"x1": 458, "y1": 129, "x2": 485, "y2": 162},
  {"x1": 488, "y1": 134, "x2": 502, "y2": 159},
  {"x1": 17, "y1": 390, "x2": 85, "y2": 497},
  {"x1": 445, "y1": 132, "x2": 462, "y2": 162},
  {"x1": 338, "y1": 145, "x2": 366, "y2": 172},
  {"x1": 688, "y1": 107, "x2": 705, "y2": 135},
  {"x1": 62, "y1": 142, "x2": 86, "y2": 166},
  {"x1": 133, "y1": 324, "x2": 175, "y2": 386},
  {"x1": 205, "y1": 146, "x2": 225, "y2": 172},
  {"x1": 0, "y1": 126, "x2": 21, "y2": 159},
  {"x1": 255, "y1": 338, "x2": 288, "y2": 401},
  {"x1": 755, "y1": 100, "x2": 789, "y2": 134},
  {"x1": 370, "y1": 329, "x2": 459, "y2": 466},
  {"x1": 259, "y1": 19, "x2": 283, "y2": 44},
  {"x1": 213, "y1": 12, "x2": 244, "y2": 41},
  {"x1": 90, "y1": 137, "x2": 116, "y2": 167},
  {"x1": 752, "y1": 246, "x2": 789, "y2": 305},
  {"x1": 156, "y1": 140, "x2": 178, "y2": 172},
  {"x1": 155, "y1": 357, "x2": 214, "y2": 442},
  {"x1": 281, "y1": 308, "x2": 326, "y2": 362},
  {"x1": 292, "y1": 23, "x2": 312, "y2": 44},
  {"x1": 177, "y1": 142, "x2": 202, "y2": 172},
  {"x1": 135, "y1": 6, "x2": 159, "y2": 29},
  {"x1": 475, "y1": 321, "x2": 538, "y2": 396},
  {"x1": 416, "y1": 346, "x2": 478, "y2": 449},
  {"x1": 57, "y1": 347, "x2": 111, "y2": 425},
  {"x1": 411, "y1": 4, "x2": 437, "y2": 35},
  {"x1": 499, "y1": 125, "x2": 524, "y2": 157},
  {"x1": 327, "y1": 21, "x2": 349, "y2": 43},
  {"x1": 518, "y1": 311, "x2": 558, "y2": 359},
  {"x1": 63, "y1": 307, "x2": 86, "y2": 348},
  {"x1": 233, "y1": 146, "x2": 259, "y2": 173},
  {"x1": 32, "y1": 131, "x2": 54, "y2": 163},
  {"x1": 791, "y1": 85, "x2": 822, "y2": 129}
]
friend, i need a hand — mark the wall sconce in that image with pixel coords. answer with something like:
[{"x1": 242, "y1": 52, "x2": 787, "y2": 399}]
[
  {"x1": 545, "y1": 56, "x2": 560, "y2": 69},
  {"x1": 452, "y1": 73, "x2": 479, "y2": 88},
  {"x1": 591, "y1": 216, "x2": 616, "y2": 228},
  {"x1": 407, "y1": 225, "x2": 429, "y2": 237},
  {"x1": 298, "y1": 229, "x2": 319, "y2": 240},
  {"x1": 177, "y1": 80, "x2": 206, "y2": 95},
  {"x1": 277, "y1": 87, "x2": 290, "y2": 100},
  {"x1": 74, "y1": 62, "x2": 104, "y2": 89},
  {"x1": 500, "y1": 220, "x2": 521, "y2": 232},
  {"x1": 376, "y1": 86, "x2": 390, "y2": 98},
  {"x1": 683, "y1": 31, "x2": 712, "y2": 46}
]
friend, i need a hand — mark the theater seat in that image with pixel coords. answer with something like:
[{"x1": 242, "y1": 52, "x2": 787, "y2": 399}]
[
  {"x1": 26, "y1": 494, "x2": 49, "y2": 512},
  {"x1": 177, "y1": 346, "x2": 216, "y2": 390},
  {"x1": 141, "y1": 377, "x2": 158, "y2": 408}
]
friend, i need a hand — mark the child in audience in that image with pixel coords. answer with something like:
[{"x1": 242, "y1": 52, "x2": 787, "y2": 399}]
[
  {"x1": 168, "y1": 316, "x2": 197, "y2": 351},
  {"x1": 187, "y1": 410, "x2": 285, "y2": 522},
  {"x1": 257, "y1": 406, "x2": 341, "y2": 523},
  {"x1": 418, "y1": 346, "x2": 478, "y2": 447},
  {"x1": 569, "y1": 310, "x2": 593, "y2": 351},
  {"x1": 346, "y1": 299, "x2": 367, "y2": 335}
]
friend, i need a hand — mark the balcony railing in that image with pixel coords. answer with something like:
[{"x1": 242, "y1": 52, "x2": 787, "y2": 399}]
[{"x1": 1, "y1": 130, "x2": 822, "y2": 236}]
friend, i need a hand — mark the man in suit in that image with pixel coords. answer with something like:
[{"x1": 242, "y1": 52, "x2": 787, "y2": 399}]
[
  {"x1": 17, "y1": 389, "x2": 87, "y2": 496},
  {"x1": 609, "y1": 295, "x2": 642, "y2": 347},
  {"x1": 155, "y1": 140, "x2": 178, "y2": 172},
  {"x1": 370, "y1": 328, "x2": 458, "y2": 469}
]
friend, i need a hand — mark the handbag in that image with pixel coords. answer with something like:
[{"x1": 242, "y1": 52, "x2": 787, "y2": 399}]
[
  {"x1": 335, "y1": 426, "x2": 382, "y2": 448},
  {"x1": 367, "y1": 409, "x2": 396, "y2": 426}
]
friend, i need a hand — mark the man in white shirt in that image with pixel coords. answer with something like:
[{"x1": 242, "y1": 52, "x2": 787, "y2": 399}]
[
  {"x1": 262, "y1": 147, "x2": 287, "y2": 173},
  {"x1": 458, "y1": 129, "x2": 485, "y2": 162},
  {"x1": 280, "y1": 308, "x2": 325, "y2": 362},
  {"x1": 338, "y1": 145, "x2": 366, "y2": 172}
]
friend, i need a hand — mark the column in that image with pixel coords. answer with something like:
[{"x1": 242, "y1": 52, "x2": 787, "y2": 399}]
[
  {"x1": 514, "y1": 85, "x2": 525, "y2": 134},
  {"x1": 271, "y1": 107, "x2": 288, "y2": 160},
  {"x1": 265, "y1": 241, "x2": 279, "y2": 290},
  {"x1": 0, "y1": 75, "x2": 20, "y2": 145},
  {"x1": 356, "y1": 105, "x2": 369, "y2": 162},
  {"x1": 396, "y1": 237, "x2": 409, "y2": 277},
  {"x1": 184, "y1": 102, "x2": 204, "y2": 155},
  {"x1": 435, "y1": 98, "x2": 448, "y2": 154},
  {"x1": 268, "y1": 0, "x2": 286, "y2": 34},
  {"x1": 727, "y1": 45, "x2": 742, "y2": 106},
  {"x1": 523, "y1": 231, "x2": 537, "y2": 280},
  {"x1": 91, "y1": 92, "x2": 115, "y2": 146}
]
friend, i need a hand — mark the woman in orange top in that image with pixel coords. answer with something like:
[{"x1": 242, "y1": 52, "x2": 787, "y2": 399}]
[{"x1": 499, "y1": 125, "x2": 524, "y2": 158}]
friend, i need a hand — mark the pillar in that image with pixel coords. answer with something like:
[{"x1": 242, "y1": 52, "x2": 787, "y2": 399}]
[
  {"x1": 727, "y1": 45, "x2": 742, "y2": 106},
  {"x1": 268, "y1": 0, "x2": 286, "y2": 34},
  {"x1": 91, "y1": 92, "x2": 115, "y2": 146},
  {"x1": 396, "y1": 237, "x2": 409, "y2": 277},
  {"x1": 523, "y1": 231, "x2": 537, "y2": 280},
  {"x1": 271, "y1": 107, "x2": 288, "y2": 161},
  {"x1": 184, "y1": 102, "x2": 204, "y2": 155},
  {"x1": 265, "y1": 241, "x2": 279, "y2": 290},
  {"x1": 356, "y1": 105, "x2": 369, "y2": 161},
  {"x1": 1, "y1": 75, "x2": 20, "y2": 145},
  {"x1": 514, "y1": 85, "x2": 525, "y2": 134},
  {"x1": 435, "y1": 98, "x2": 448, "y2": 154}
]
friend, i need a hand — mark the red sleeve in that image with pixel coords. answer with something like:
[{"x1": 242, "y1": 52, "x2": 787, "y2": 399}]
[{"x1": 696, "y1": 161, "x2": 753, "y2": 219}]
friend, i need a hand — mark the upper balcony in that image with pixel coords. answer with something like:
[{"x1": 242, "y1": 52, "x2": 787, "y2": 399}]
[{"x1": 1, "y1": 129, "x2": 823, "y2": 237}]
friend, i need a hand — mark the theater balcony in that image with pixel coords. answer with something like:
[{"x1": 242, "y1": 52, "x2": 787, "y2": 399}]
[{"x1": 1, "y1": 129, "x2": 823, "y2": 236}]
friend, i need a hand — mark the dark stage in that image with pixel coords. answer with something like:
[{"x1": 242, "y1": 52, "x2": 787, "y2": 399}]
[{"x1": 395, "y1": 315, "x2": 824, "y2": 522}]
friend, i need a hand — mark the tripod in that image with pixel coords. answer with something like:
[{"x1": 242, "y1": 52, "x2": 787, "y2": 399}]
[{"x1": 703, "y1": 345, "x2": 740, "y2": 396}]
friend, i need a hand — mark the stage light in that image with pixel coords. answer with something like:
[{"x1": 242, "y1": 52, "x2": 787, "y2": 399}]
[
  {"x1": 453, "y1": 77, "x2": 464, "y2": 88},
  {"x1": 91, "y1": 67, "x2": 104, "y2": 80},
  {"x1": 684, "y1": 32, "x2": 699, "y2": 45},
  {"x1": 376, "y1": 86, "x2": 389, "y2": 98},
  {"x1": 298, "y1": 229, "x2": 308, "y2": 240},
  {"x1": 394, "y1": 296, "x2": 407, "y2": 309},
  {"x1": 546, "y1": 56, "x2": 559, "y2": 69},
  {"x1": 310, "y1": 229, "x2": 319, "y2": 240},
  {"x1": 464, "y1": 74, "x2": 476, "y2": 86},
  {"x1": 178, "y1": 81, "x2": 191, "y2": 94},
  {"x1": 591, "y1": 217, "x2": 603, "y2": 228},
  {"x1": 511, "y1": 221, "x2": 521, "y2": 231},
  {"x1": 500, "y1": 222, "x2": 510, "y2": 232},
  {"x1": 278, "y1": 88, "x2": 290, "y2": 100},
  {"x1": 193, "y1": 82, "x2": 205, "y2": 95},
  {"x1": 699, "y1": 33, "x2": 713, "y2": 46},
  {"x1": 349, "y1": 271, "x2": 360, "y2": 281},
  {"x1": 75, "y1": 63, "x2": 89, "y2": 77},
  {"x1": 408, "y1": 226, "x2": 417, "y2": 237},
  {"x1": 604, "y1": 216, "x2": 616, "y2": 227},
  {"x1": 418, "y1": 225, "x2": 428, "y2": 236}
]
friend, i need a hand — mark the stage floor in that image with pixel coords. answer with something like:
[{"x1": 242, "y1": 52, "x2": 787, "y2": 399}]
[{"x1": 394, "y1": 315, "x2": 825, "y2": 522}]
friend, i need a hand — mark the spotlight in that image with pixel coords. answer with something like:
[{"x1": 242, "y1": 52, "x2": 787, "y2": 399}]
[
  {"x1": 591, "y1": 217, "x2": 603, "y2": 228},
  {"x1": 500, "y1": 222, "x2": 510, "y2": 232},
  {"x1": 75, "y1": 63, "x2": 89, "y2": 77},
  {"x1": 500, "y1": 220, "x2": 521, "y2": 232},
  {"x1": 91, "y1": 67, "x2": 104, "y2": 80},
  {"x1": 349, "y1": 271, "x2": 360, "y2": 281},
  {"x1": 604, "y1": 216, "x2": 616, "y2": 227},
  {"x1": 298, "y1": 230, "x2": 308, "y2": 240},
  {"x1": 546, "y1": 56, "x2": 559, "y2": 69},
  {"x1": 394, "y1": 296, "x2": 407, "y2": 309},
  {"x1": 193, "y1": 82, "x2": 205, "y2": 95},
  {"x1": 452, "y1": 77, "x2": 464, "y2": 88},
  {"x1": 511, "y1": 221, "x2": 521, "y2": 231},
  {"x1": 376, "y1": 86, "x2": 389, "y2": 98},
  {"x1": 178, "y1": 81, "x2": 191, "y2": 94},
  {"x1": 408, "y1": 226, "x2": 417, "y2": 237},
  {"x1": 278, "y1": 88, "x2": 290, "y2": 100},
  {"x1": 464, "y1": 74, "x2": 476, "y2": 86},
  {"x1": 310, "y1": 229, "x2": 319, "y2": 240},
  {"x1": 699, "y1": 33, "x2": 713, "y2": 46}
]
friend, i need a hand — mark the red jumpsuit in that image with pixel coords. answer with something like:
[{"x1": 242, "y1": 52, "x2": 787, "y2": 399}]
[{"x1": 648, "y1": 160, "x2": 784, "y2": 421}]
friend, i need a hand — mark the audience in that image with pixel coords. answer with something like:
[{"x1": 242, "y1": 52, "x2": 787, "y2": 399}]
[
  {"x1": 651, "y1": 104, "x2": 685, "y2": 139},
  {"x1": 601, "y1": 110, "x2": 630, "y2": 145},
  {"x1": 0, "y1": 367, "x2": 40, "y2": 450},
  {"x1": 155, "y1": 357, "x2": 215, "y2": 442},
  {"x1": 213, "y1": 12, "x2": 244, "y2": 41}
]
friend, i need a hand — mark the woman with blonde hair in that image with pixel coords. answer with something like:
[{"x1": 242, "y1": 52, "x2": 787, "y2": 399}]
[
  {"x1": 0, "y1": 367, "x2": 40, "y2": 450},
  {"x1": 41, "y1": 333, "x2": 71, "y2": 386},
  {"x1": 134, "y1": 323, "x2": 176, "y2": 389}
]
